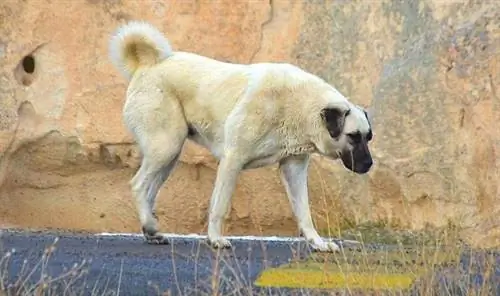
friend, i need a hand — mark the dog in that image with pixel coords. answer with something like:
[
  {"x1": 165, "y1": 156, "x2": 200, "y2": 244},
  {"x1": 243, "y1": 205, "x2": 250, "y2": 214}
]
[{"x1": 108, "y1": 21, "x2": 373, "y2": 252}]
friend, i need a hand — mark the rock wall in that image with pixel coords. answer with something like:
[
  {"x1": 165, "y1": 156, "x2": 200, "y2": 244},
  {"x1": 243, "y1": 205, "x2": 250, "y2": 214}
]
[{"x1": 0, "y1": 0, "x2": 499, "y2": 247}]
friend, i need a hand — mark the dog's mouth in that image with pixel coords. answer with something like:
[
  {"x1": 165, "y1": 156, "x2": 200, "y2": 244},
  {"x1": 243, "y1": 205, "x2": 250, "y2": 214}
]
[
  {"x1": 339, "y1": 148, "x2": 373, "y2": 174},
  {"x1": 339, "y1": 151, "x2": 356, "y2": 173}
]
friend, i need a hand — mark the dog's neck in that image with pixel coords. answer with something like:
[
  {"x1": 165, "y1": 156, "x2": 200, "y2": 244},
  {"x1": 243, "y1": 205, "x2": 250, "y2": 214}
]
[{"x1": 283, "y1": 143, "x2": 317, "y2": 157}]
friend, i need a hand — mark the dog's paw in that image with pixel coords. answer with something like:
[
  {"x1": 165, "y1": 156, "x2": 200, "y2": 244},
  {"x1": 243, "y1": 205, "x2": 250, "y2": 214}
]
[
  {"x1": 142, "y1": 227, "x2": 170, "y2": 245},
  {"x1": 145, "y1": 235, "x2": 170, "y2": 245},
  {"x1": 144, "y1": 233, "x2": 170, "y2": 245},
  {"x1": 310, "y1": 241, "x2": 340, "y2": 253},
  {"x1": 207, "y1": 237, "x2": 232, "y2": 250}
]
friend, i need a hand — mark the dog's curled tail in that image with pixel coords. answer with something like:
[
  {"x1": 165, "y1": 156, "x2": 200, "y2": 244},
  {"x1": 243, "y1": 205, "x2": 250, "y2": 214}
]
[{"x1": 109, "y1": 21, "x2": 173, "y2": 80}]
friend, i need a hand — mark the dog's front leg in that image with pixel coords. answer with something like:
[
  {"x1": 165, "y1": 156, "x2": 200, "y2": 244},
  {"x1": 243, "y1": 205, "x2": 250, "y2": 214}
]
[
  {"x1": 279, "y1": 155, "x2": 340, "y2": 252},
  {"x1": 207, "y1": 151, "x2": 243, "y2": 249}
]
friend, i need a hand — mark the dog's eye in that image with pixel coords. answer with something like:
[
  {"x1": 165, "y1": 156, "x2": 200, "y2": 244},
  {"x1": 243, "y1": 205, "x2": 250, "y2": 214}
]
[{"x1": 348, "y1": 133, "x2": 362, "y2": 143}]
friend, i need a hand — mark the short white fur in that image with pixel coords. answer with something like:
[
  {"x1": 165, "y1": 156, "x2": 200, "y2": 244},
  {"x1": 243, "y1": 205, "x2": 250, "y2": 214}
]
[{"x1": 107, "y1": 20, "x2": 373, "y2": 252}]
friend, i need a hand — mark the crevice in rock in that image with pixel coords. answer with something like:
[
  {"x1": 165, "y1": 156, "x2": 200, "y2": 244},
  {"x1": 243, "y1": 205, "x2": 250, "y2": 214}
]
[
  {"x1": 248, "y1": 0, "x2": 275, "y2": 63},
  {"x1": 0, "y1": 101, "x2": 31, "y2": 188}
]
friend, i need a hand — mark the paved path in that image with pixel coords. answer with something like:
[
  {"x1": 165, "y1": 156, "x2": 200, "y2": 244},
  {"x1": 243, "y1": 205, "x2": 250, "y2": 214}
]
[
  {"x1": 0, "y1": 230, "x2": 351, "y2": 296},
  {"x1": 1, "y1": 230, "x2": 499, "y2": 296}
]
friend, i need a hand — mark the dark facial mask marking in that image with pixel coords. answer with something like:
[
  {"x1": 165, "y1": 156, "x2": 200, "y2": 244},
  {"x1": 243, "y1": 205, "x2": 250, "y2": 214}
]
[{"x1": 321, "y1": 107, "x2": 350, "y2": 138}]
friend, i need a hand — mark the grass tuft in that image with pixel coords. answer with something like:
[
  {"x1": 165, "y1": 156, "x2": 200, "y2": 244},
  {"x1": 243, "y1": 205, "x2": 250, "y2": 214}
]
[{"x1": 0, "y1": 223, "x2": 498, "y2": 296}]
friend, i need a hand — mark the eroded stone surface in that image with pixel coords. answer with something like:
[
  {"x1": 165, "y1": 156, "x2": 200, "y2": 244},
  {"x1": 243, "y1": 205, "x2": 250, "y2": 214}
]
[{"x1": 0, "y1": 0, "x2": 499, "y2": 247}]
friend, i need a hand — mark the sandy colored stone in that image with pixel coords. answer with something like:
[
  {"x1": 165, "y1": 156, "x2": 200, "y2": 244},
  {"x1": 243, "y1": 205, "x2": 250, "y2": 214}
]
[{"x1": 0, "y1": 0, "x2": 499, "y2": 247}]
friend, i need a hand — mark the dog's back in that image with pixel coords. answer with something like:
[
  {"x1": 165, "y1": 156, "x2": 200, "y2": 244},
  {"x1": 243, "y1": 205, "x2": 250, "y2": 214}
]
[
  {"x1": 108, "y1": 20, "x2": 335, "y2": 157},
  {"x1": 108, "y1": 20, "x2": 327, "y2": 120}
]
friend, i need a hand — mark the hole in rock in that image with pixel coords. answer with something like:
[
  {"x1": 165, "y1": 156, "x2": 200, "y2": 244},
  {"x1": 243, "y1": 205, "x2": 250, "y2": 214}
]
[
  {"x1": 14, "y1": 45, "x2": 45, "y2": 86},
  {"x1": 22, "y1": 55, "x2": 36, "y2": 74}
]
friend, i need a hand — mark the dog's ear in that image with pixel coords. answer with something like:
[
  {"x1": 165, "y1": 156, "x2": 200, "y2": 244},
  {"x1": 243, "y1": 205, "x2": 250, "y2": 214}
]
[
  {"x1": 362, "y1": 109, "x2": 371, "y2": 127},
  {"x1": 362, "y1": 108, "x2": 373, "y2": 142},
  {"x1": 321, "y1": 107, "x2": 350, "y2": 138}
]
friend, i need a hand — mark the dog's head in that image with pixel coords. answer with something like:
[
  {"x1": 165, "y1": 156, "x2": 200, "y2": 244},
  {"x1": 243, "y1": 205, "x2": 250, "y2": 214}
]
[{"x1": 317, "y1": 103, "x2": 373, "y2": 174}]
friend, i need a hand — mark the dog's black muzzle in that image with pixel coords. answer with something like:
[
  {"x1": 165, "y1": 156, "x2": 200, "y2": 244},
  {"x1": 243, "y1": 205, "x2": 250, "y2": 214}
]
[{"x1": 340, "y1": 142, "x2": 373, "y2": 174}]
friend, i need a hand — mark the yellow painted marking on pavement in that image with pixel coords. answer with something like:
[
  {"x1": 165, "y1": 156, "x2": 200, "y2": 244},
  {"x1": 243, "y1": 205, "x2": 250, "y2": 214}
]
[
  {"x1": 255, "y1": 269, "x2": 417, "y2": 289},
  {"x1": 254, "y1": 247, "x2": 461, "y2": 290}
]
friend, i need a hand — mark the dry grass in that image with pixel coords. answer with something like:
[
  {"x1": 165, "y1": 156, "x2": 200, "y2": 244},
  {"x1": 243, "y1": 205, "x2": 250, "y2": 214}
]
[
  {"x1": 254, "y1": 223, "x2": 499, "y2": 296},
  {"x1": 1, "y1": 223, "x2": 497, "y2": 296},
  {"x1": 0, "y1": 237, "x2": 118, "y2": 296}
]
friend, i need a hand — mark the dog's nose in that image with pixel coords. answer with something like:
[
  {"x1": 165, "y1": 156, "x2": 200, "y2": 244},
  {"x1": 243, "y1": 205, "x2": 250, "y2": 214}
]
[
  {"x1": 356, "y1": 158, "x2": 373, "y2": 174},
  {"x1": 364, "y1": 159, "x2": 373, "y2": 171},
  {"x1": 364, "y1": 158, "x2": 373, "y2": 168}
]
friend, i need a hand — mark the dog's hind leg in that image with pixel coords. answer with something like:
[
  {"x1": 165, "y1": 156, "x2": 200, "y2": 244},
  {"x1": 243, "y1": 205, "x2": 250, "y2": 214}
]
[
  {"x1": 126, "y1": 88, "x2": 188, "y2": 244},
  {"x1": 131, "y1": 136, "x2": 184, "y2": 244},
  {"x1": 279, "y1": 155, "x2": 340, "y2": 252}
]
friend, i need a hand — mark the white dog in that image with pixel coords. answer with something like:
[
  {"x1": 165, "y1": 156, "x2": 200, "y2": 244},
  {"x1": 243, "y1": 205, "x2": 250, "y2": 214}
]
[{"x1": 108, "y1": 21, "x2": 373, "y2": 252}]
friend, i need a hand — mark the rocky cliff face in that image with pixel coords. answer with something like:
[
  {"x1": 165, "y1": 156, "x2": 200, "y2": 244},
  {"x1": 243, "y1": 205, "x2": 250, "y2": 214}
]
[{"x1": 0, "y1": 0, "x2": 499, "y2": 247}]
